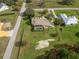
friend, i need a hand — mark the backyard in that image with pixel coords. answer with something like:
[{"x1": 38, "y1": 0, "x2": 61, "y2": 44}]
[{"x1": 27, "y1": 0, "x2": 79, "y2": 8}]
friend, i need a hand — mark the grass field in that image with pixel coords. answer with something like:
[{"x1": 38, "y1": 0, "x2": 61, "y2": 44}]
[
  {"x1": 27, "y1": 0, "x2": 79, "y2": 8},
  {"x1": 11, "y1": 17, "x2": 79, "y2": 59}
]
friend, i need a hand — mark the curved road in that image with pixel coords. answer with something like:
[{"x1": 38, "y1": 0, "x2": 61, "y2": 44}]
[{"x1": 3, "y1": 2, "x2": 26, "y2": 59}]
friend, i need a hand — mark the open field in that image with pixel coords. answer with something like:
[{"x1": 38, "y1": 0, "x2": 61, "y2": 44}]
[{"x1": 27, "y1": 0, "x2": 79, "y2": 8}]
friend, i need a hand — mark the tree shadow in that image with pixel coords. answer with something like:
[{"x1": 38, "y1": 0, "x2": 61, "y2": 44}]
[
  {"x1": 15, "y1": 40, "x2": 27, "y2": 47},
  {"x1": 75, "y1": 32, "x2": 79, "y2": 37},
  {"x1": 15, "y1": 25, "x2": 25, "y2": 59},
  {"x1": 57, "y1": 1, "x2": 65, "y2": 5},
  {"x1": 49, "y1": 32, "x2": 58, "y2": 37}
]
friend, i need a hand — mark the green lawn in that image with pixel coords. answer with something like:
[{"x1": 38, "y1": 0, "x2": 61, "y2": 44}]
[
  {"x1": 27, "y1": 0, "x2": 79, "y2": 8},
  {"x1": 55, "y1": 10, "x2": 79, "y2": 19},
  {"x1": 61, "y1": 24, "x2": 79, "y2": 43}
]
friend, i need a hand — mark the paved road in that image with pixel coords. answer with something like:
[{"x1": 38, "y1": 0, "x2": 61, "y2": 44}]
[
  {"x1": 34, "y1": 8, "x2": 79, "y2": 10},
  {"x1": 3, "y1": 2, "x2": 26, "y2": 59}
]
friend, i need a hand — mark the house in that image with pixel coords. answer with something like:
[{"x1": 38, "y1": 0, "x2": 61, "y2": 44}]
[
  {"x1": 59, "y1": 14, "x2": 78, "y2": 25},
  {"x1": 32, "y1": 17, "x2": 52, "y2": 31},
  {"x1": 0, "y1": 3, "x2": 9, "y2": 12}
]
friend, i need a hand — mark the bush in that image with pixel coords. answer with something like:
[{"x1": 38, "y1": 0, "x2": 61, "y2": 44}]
[
  {"x1": 12, "y1": 5, "x2": 20, "y2": 11},
  {"x1": 38, "y1": 9, "x2": 48, "y2": 15}
]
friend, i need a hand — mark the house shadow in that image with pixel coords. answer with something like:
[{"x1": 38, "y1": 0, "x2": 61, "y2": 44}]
[{"x1": 49, "y1": 33, "x2": 58, "y2": 37}]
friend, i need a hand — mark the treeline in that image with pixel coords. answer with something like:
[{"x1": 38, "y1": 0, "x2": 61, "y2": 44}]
[{"x1": 0, "y1": 0, "x2": 18, "y2": 5}]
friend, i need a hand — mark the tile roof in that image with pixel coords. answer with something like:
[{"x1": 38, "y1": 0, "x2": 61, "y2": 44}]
[{"x1": 32, "y1": 17, "x2": 52, "y2": 26}]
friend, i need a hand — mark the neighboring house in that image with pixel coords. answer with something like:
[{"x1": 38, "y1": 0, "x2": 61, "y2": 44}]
[
  {"x1": 59, "y1": 14, "x2": 78, "y2": 25},
  {"x1": 0, "y1": 3, "x2": 9, "y2": 12},
  {"x1": 32, "y1": 17, "x2": 52, "y2": 31}
]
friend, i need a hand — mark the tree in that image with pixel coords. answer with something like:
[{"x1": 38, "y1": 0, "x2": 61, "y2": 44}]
[
  {"x1": 26, "y1": 0, "x2": 31, "y2": 3},
  {"x1": 0, "y1": 0, "x2": 15, "y2": 5},
  {"x1": 23, "y1": 8, "x2": 35, "y2": 19},
  {"x1": 54, "y1": 18, "x2": 64, "y2": 26},
  {"x1": 62, "y1": 0, "x2": 75, "y2": 5},
  {"x1": 45, "y1": 48, "x2": 71, "y2": 59}
]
